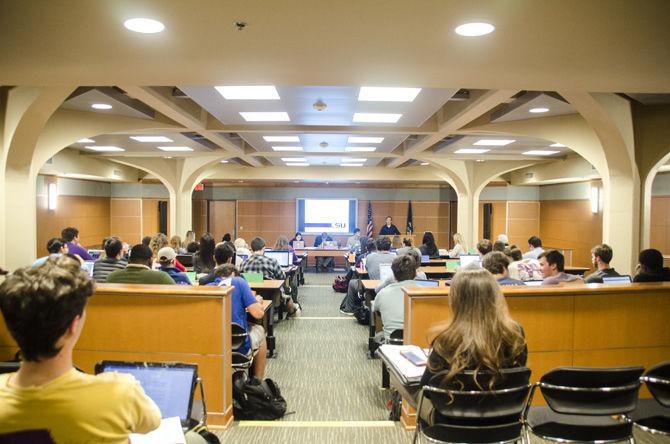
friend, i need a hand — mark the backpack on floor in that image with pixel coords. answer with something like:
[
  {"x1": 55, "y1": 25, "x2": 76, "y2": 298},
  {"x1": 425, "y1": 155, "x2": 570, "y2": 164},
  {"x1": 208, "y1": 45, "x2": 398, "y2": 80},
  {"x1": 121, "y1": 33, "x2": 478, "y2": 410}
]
[
  {"x1": 232, "y1": 372, "x2": 287, "y2": 420},
  {"x1": 332, "y1": 275, "x2": 349, "y2": 293},
  {"x1": 354, "y1": 305, "x2": 370, "y2": 325}
]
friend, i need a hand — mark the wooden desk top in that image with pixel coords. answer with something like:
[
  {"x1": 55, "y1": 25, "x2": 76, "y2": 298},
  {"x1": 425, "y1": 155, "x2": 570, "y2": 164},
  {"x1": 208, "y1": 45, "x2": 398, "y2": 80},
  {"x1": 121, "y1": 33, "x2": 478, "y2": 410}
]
[
  {"x1": 248, "y1": 280, "x2": 284, "y2": 290},
  {"x1": 261, "y1": 299, "x2": 272, "y2": 311},
  {"x1": 362, "y1": 279, "x2": 450, "y2": 290},
  {"x1": 96, "y1": 283, "x2": 232, "y2": 297}
]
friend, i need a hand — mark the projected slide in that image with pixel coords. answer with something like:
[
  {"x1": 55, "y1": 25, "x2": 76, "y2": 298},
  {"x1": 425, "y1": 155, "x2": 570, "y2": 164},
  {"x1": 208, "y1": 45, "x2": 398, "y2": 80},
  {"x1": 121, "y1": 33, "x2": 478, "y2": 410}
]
[{"x1": 297, "y1": 199, "x2": 357, "y2": 234}]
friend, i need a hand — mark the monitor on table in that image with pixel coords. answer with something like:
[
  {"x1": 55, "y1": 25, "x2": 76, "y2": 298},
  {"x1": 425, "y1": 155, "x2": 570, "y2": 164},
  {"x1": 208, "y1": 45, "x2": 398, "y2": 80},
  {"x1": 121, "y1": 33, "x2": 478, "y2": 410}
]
[
  {"x1": 459, "y1": 254, "x2": 481, "y2": 268},
  {"x1": 602, "y1": 275, "x2": 632, "y2": 284}
]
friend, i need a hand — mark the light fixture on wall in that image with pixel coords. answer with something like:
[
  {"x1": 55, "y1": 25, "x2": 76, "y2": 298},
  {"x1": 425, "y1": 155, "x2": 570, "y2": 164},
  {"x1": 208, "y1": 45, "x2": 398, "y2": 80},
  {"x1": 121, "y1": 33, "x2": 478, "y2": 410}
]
[
  {"x1": 590, "y1": 186, "x2": 599, "y2": 214},
  {"x1": 48, "y1": 182, "x2": 58, "y2": 210}
]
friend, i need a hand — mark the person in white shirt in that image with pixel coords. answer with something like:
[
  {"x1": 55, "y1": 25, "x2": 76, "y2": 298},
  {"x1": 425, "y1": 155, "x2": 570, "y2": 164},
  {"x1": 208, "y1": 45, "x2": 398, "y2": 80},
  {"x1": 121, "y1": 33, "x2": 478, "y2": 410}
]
[
  {"x1": 447, "y1": 232, "x2": 467, "y2": 258},
  {"x1": 346, "y1": 228, "x2": 361, "y2": 250},
  {"x1": 523, "y1": 236, "x2": 545, "y2": 260},
  {"x1": 373, "y1": 254, "x2": 419, "y2": 342}
]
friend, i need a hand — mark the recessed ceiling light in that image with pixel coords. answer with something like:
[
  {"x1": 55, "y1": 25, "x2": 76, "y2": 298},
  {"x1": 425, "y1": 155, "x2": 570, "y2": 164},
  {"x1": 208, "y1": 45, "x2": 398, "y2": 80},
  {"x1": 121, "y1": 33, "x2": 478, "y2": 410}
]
[
  {"x1": 85, "y1": 146, "x2": 125, "y2": 152},
  {"x1": 358, "y1": 87, "x2": 421, "y2": 102},
  {"x1": 220, "y1": 160, "x2": 229, "y2": 163},
  {"x1": 164, "y1": 156, "x2": 172, "y2": 159},
  {"x1": 550, "y1": 143, "x2": 566, "y2": 147},
  {"x1": 455, "y1": 22, "x2": 495, "y2": 37},
  {"x1": 353, "y1": 113, "x2": 402, "y2": 123},
  {"x1": 216, "y1": 86, "x2": 280, "y2": 100},
  {"x1": 285, "y1": 163, "x2": 309, "y2": 167},
  {"x1": 476, "y1": 159, "x2": 485, "y2": 162},
  {"x1": 420, "y1": 162, "x2": 430, "y2": 166},
  {"x1": 77, "y1": 138, "x2": 95, "y2": 143},
  {"x1": 271, "y1": 146, "x2": 303, "y2": 151},
  {"x1": 130, "y1": 136, "x2": 173, "y2": 143},
  {"x1": 529, "y1": 107, "x2": 550, "y2": 113},
  {"x1": 523, "y1": 150, "x2": 559, "y2": 156},
  {"x1": 340, "y1": 163, "x2": 364, "y2": 167},
  {"x1": 454, "y1": 148, "x2": 490, "y2": 154},
  {"x1": 345, "y1": 146, "x2": 377, "y2": 152},
  {"x1": 240, "y1": 112, "x2": 290, "y2": 122},
  {"x1": 473, "y1": 139, "x2": 515, "y2": 146},
  {"x1": 91, "y1": 103, "x2": 112, "y2": 110},
  {"x1": 157, "y1": 146, "x2": 193, "y2": 152},
  {"x1": 124, "y1": 18, "x2": 165, "y2": 34},
  {"x1": 281, "y1": 157, "x2": 307, "y2": 162},
  {"x1": 264, "y1": 136, "x2": 300, "y2": 142},
  {"x1": 341, "y1": 158, "x2": 367, "y2": 162},
  {"x1": 348, "y1": 136, "x2": 384, "y2": 144}
]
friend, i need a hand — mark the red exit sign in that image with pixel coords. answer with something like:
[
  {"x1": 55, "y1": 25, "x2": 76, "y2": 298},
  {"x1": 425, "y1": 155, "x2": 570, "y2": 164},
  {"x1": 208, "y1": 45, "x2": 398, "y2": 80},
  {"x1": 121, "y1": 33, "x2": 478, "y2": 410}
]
[{"x1": 194, "y1": 182, "x2": 204, "y2": 191}]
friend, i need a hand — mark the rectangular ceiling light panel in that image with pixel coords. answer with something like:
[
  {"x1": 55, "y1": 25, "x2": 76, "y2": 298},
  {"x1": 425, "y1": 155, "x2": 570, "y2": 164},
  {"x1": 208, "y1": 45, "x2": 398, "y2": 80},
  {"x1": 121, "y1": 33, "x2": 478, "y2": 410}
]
[
  {"x1": 130, "y1": 136, "x2": 173, "y2": 143},
  {"x1": 358, "y1": 87, "x2": 421, "y2": 102},
  {"x1": 157, "y1": 146, "x2": 194, "y2": 152},
  {"x1": 454, "y1": 148, "x2": 490, "y2": 154},
  {"x1": 345, "y1": 146, "x2": 377, "y2": 152},
  {"x1": 523, "y1": 150, "x2": 559, "y2": 156},
  {"x1": 85, "y1": 146, "x2": 125, "y2": 152},
  {"x1": 353, "y1": 113, "x2": 402, "y2": 123},
  {"x1": 264, "y1": 136, "x2": 300, "y2": 142},
  {"x1": 240, "y1": 112, "x2": 290, "y2": 122},
  {"x1": 215, "y1": 85, "x2": 280, "y2": 100},
  {"x1": 272, "y1": 146, "x2": 303, "y2": 151},
  {"x1": 347, "y1": 136, "x2": 384, "y2": 144},
  {"x1": 473, "y1": 139, "x2": 515, "y2": 146}
]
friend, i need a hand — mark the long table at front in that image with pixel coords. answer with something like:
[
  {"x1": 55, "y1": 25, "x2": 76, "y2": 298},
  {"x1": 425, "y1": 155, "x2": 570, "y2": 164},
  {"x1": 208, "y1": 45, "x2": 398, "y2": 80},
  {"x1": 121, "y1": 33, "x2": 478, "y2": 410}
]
[
  {"x1": 0, "y1": 283, "x2": 235, "y2": 429},
  {"x1": 394, "y1": 282, "x2": 670, "y2": 429}
]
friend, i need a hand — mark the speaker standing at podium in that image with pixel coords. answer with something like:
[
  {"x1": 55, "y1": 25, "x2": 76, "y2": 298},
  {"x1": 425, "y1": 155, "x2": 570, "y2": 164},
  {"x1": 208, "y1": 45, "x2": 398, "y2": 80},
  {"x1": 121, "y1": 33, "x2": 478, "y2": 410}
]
[{"x1": 379, "y1": 216, "x2": 400, "y2": 236}]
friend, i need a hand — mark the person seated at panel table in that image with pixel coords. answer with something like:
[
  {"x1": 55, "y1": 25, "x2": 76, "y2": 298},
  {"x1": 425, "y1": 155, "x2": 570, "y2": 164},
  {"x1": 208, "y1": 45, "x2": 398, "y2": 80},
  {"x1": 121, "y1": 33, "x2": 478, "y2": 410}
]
[
  {"x1": 419, "y1": 231, "x2": 440, "y2": 259},
  {"x1": 157, "y1": 247, "x2": 191, "y2": 285},
  {"x1": 32, "y1": 237, "x2": 69, "y2": 267},
  {"x1": 314, "y1": 232, "x2": 335, "y2": 271},
  {"x1": 206, "y1": 244, "x2": 268, "y2": 378},
  {"x1": 507, "y1": 246, "x2": 542, "y2": 281},
  {"x1": 633, "y1": 248, "x2": 670, "y2": 282},
  {"x1": 419, "y1": 268, "x2": 527, "y2": 424},
  {"x1": 539, "y1": 249, "x2": 584, "y2": 285},
  {"x1": 372, "y1": 255, "x2": 421, "y2": 344},
  {"x1": 347, "y1": 228, "x2": 362, "y2": 250},
  {"x1": 375, "y1": 249, "x2": 427, "y2": 293},
  {"x1": 523, "y1": 235, "x2": 545, "y2": 260},
  {"x1": 482, "y1": 251, "x2": 525, "y2": 286},
  {"x1": 447, "y1": 233, "x2": 467, "y2": 258},
  {"x1": 240, "y1": 237, "x2": 301, "y2": 317},
  {"x1": 476, "y1": 239, "x2": 492, "y2": 256},
  {"x1": 193, "y1": 233, "x2": 216, "y2": 275},
  {"x1": 397, "y1": 236, "x2": 422, "y2": 258},
  {"x1": 92, "y1": 237, "x2": 127, "y2": 283},
  {"x1": 0, "y1": 256, "x2": 161, "y2": 441},
  {"x1": 149, "y1": 233, "x2": 186, "y2": 272},
  {"x1": 584, "y1": 244, "x2": 621, "y2": 283},
  {"x1": 289, "y1": 232, "x2": 303, "y2": 248},
  {"x1": 379, "y1": 216, "x2": 401, "y2": 236},
  {"x1": 61, "y1": 226, "x2": 94, "y2": 261},
  {"x1": 106, "y1": 244, "x2": 176, "y2": 285}
]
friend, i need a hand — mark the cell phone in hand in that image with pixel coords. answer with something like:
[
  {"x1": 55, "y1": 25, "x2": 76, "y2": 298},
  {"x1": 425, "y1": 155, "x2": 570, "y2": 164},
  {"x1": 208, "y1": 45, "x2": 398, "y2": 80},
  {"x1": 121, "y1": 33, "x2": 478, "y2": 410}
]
[{"x1": 400, "y1": 350, "x2": 427, "y2": 366}]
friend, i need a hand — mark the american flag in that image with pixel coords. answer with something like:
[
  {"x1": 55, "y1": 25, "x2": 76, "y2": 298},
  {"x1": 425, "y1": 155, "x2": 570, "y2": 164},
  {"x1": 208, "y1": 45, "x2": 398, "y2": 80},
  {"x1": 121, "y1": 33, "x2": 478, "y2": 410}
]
[{"x1": 366, "y1": 202, "x2": 373, "y2": 238}]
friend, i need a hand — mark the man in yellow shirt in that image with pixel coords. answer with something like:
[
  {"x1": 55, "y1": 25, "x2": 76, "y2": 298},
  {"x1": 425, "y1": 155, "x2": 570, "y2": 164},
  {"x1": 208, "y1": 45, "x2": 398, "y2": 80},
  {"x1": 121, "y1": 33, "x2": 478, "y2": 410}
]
[{"x1": 0, "y1": 255, "x2": 161, "y2": 443}]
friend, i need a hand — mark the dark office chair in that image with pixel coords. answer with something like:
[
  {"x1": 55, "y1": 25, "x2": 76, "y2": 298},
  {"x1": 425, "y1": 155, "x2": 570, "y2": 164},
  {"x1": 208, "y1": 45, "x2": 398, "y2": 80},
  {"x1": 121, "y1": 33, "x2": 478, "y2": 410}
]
[
  {"x1": 0, "y1": 430, "x2": 55, "y2": 444},
  {"x1": 231, "y1": 323, "x2": 253, "y2": 373},
  {"x1": 523, "y1": 366, "x2": 644, "y2": 444},
  {"x1": 0, "y1": 362, "x2": 20, "y2": 374},
  {"x1": 414, "y1": 367, "x2": 531, "y2": 444},
  {"x1": 631, "y1": 361, "x2": 670, "y2": 435}
]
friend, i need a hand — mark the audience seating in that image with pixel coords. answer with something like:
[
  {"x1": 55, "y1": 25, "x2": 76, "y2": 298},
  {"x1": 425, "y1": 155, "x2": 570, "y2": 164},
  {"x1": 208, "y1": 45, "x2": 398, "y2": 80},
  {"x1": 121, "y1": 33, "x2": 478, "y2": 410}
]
[
  {"x1": 632, "y1": 361, "x2": 670, "y2": 435},
  {"x1": 522, "y1": 366, "x2": 643, "y2": 443},
  {"x1": 415, "y1": 367, "x2": 531, "y2": 444},
  {"x1": 230, "y1": 322, "x2": 253, "y2": 373},
  {"x1": 0, "y1": 429, "x2": 56, "y2": 444}
]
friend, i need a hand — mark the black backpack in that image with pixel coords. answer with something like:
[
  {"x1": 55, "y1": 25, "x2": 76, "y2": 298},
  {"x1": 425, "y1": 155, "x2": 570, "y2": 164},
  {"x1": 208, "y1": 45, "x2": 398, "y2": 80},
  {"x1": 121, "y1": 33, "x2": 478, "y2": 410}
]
[{"x1": 232, "y1": 373, "x2": 287, "y2": 420}]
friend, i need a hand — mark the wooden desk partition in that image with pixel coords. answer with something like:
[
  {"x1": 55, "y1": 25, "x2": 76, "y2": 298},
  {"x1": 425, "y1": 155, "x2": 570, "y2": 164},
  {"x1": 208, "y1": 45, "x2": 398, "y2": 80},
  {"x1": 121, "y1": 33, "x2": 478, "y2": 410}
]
[{"x1": 0, "y1": 283, "x2": 235, "y2": 429}]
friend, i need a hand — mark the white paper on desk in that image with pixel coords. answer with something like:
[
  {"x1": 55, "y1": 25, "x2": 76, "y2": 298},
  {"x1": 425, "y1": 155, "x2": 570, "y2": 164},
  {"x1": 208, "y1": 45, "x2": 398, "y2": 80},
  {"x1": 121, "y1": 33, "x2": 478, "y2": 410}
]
[
  {"x1": 130, "y1": 417, "x2": 185, "y2": 444},
  {"x1": 379, "y1": 344, "x2": 428, "y2": 382}
]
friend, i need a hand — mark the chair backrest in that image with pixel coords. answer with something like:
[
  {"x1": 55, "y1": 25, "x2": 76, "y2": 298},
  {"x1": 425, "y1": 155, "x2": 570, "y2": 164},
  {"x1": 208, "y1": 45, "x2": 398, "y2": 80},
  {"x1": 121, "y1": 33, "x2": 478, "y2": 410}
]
[
  {"x1": 176, "y1": 254, "x2": 194, "y2": 267},
  {"x1": 427, "y1": 367, "x2": 532, "y2": 421},
  {"x1": 642, "y1": 360, "x2": 670, "y2": 408},
  {"x1": 231, "y1": 322, "x2": 248, "y2": 350},
  {"x1": 388, "y1": 329, "x2": 403, "y2": 345},
  {"x1": 0, "y1": 429, "x2": 56, "y2": 443},
  {"x1": 0, "y1": 361, "x2": 20, "y2": 374},
  {"x1": 539, "y1": 366, "x2": 644, "y2": 415}
]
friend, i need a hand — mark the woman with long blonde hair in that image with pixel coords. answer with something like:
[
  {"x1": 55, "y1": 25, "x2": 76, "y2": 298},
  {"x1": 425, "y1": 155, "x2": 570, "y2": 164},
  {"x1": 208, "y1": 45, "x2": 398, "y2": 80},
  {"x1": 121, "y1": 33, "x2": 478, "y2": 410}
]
[
  {"x1": 447, "y1": 232, "x2": 467, "y2": 258},
  {"x1": 420, "y1": 268, "x2": 527, "y2": 388}
]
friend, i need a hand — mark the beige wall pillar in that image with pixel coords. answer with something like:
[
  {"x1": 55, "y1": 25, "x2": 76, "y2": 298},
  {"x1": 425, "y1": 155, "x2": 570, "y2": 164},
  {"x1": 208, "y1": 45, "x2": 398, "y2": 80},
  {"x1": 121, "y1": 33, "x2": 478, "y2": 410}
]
[{"x1": 456, "y1": 191, "x2": 479, "y2": 249}]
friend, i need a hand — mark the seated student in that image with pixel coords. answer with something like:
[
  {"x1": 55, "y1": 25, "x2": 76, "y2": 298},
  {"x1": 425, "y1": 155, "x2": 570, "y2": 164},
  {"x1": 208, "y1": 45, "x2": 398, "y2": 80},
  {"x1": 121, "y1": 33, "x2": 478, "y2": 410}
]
[
  {"x1": 375, "y1": 249, "x2": 427, "y2": 292},
  {"x1": 61, "y1": 226, "x2": 93, "y2": 261},
  {"x1": 157, "y1": 247, "x2": 191, "y2": 285},
  {"x1": 149, "y1": 233, "x2": 185, "y2": 272},
  {"x1": 0, "y1": 256, "x2": 160, "y2": 441},
  {"x1": 170, "y1": 235, "x2": 186, "y2": 254},
  {"x1": 206, "y1": 245, "x2": 268, "y2": 378},
  {"x1": 222, "y1": 233, "x2": 232, "y2": 243},
  {"x1": 396, "y1": 236, "x2": 422, "y2": 257},
  {"x1": 420, "y1": 268, "x2": 527, "y2": 394},
  {"x1": 539, "y1": 250, "x2": 584, "y2": 285},
  {"x1": 476, "y1": 239, "x2": 492, "y2": 256},
  {"x1": 199, "y1": 242, "x2": 234, "y2": 285},
  {"x1": 92, "y1": 237, "x2": 127, "y2": 283},
  {"x1": 523, "y1": 235, "x2": 544, "y2": 260},
  {"x1": 106, "y1": 244, "x2": 176, "y2": 285},
  {"x1": 373, "y1": 255, "x2": 420, "y2": 342},
  {"x1": 193, "y1": 233, "x2": 216, "y2": 275},
  {"x1": 240, "y1": 237, "x2": 300, "y2": 316},
  {"x1": 186, "y1": 241, "x2": 199, "y2": 253},
  {"x1": 585, "y1": 244, "x2": 621, "y2": 283},
  {"x1": 141, "y1": 235, "x2": 152, "y2": 248},
  {"x1": 32, "y1": 237, "x2": 68, "y2": 266},
  {"x1": 507, "y1": 247, "x2": 542, "y2": 281},
  {"x1": 234, "y1": 237, "x2": 252, "y2": 257},
  {"x1": 447, "y1": 233, "x2": 467, "y2": 258},
  {"x1": 482, "y1": 251, "x2": 525, "y2": 286},
  {"x1": 497, "y1": 233, "x2": 509, "y2": 246},
  {"x1": 183, "y1": 230, "x2": 196, "y2": 250},
  {"x1": 419, "y1": 231, "x2": 440, "y2": 259},
  {"x1": 274, "y1": 235, "x2": 298, "y2": 263},
  {"x1": 633, "y1": 248, "x2": 670, "y2": 282},
  {"x1": 314, "y1": 232, "x2": 335, "y2": 270},
  {"x1": 492, "y1": 240, "x2": 506, "y2": 252}
]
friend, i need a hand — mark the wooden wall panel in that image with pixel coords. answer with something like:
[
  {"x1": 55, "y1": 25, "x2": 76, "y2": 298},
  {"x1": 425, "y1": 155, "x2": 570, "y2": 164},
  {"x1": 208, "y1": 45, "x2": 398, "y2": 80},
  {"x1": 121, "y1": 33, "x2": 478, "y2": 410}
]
[
  {"x1": 36, "y1": 193, "x2": 111, "y2": 256},
  {"x1": 507, "y1": 201, "x2": 540, "y2": 249},
  {"x1": 110, "y1": 198, "x2": 142, "y2": 245},
  {"x1": 237, "y1": 200, "x2": 297, "y2": 247},
  {"x1": 478, "y1": 201, "x2": 507, "y2": 242},
  {"x1": 192, "y1": 199, "x2": 208, "y2": 238},
  {"x1": 650, "y1": 196, "x2": 670, "y2": 254},
  {"x1": 209, "y1": 200, "x2": 236, "y2": 241},
  {"x1": 539, "y1": 199, "x2": 602, "y2": 268},
  {"x1": 141, "y1": 199, "x2": 159, "y2": 237}
]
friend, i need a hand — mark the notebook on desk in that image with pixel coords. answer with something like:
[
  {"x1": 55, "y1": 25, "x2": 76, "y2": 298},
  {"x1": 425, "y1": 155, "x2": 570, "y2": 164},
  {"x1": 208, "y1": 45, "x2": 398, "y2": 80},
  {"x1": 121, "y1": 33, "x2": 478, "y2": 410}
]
[
  {"x1": 95, "y1": 361, "x2": 198, "y2": 429},
  {"x1": 379, "y1": 263, "x2": 393, "y2": 282},
  {"x1": 377, "y1": 344, "x2": 428, "y2": 385},
  {"x1": 82, "y1": 261, "x2": 95, "y2": 277},
  {"x1": 242, "y1": 272, "x2": 264, "y2": 283}
]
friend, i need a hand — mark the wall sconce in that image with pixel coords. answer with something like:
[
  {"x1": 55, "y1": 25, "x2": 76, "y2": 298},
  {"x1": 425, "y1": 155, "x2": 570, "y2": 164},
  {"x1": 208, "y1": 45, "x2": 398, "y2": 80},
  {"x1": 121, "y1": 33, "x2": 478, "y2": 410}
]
[
  {"x1": 590, "y1": 186, "x2": 599, "y2": 214},
  {"x1": 48, "y1": 182, "x2": 58, "y2": 210}
]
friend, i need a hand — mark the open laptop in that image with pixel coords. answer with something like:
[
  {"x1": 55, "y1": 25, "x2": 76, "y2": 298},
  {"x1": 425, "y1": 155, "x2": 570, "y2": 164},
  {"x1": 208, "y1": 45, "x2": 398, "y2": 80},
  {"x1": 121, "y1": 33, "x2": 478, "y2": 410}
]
[
  {"x1": 415, "y1": 279, "x2": 440, "y2": 287},
  {"x1": 524, "y1": 280, "x2": 543, "y2": 286},
  {"x1": 82, "y1": 261, "x2": 95, "y2": 277},
  {"x1": 293, "y1": 241, "x2": 305, "y2": 249},
  {"x1": 238, "y1": 254, "x2": 248, "y2": 262},
  {"x1": 95, "y1": 361, "x2": 198, "y2": 429},
  {"x1": 602, "y1": 275, "x2": 632, "y2": 284},
  {"x1": 266, "y1": 250, "x2": 291, "y2": 267},
  {"x1": 87, "y1": 249, "x2": 103, "y2": 261},
  {"x1": 379, "y1": 263, "x2": 394, "y2": 282},
  {"x1": 459, "y1": 254, "x2": 481, "y2": 268},
  {"x1": 421, "y1": 255, "x2": 430, "y2": 263}
]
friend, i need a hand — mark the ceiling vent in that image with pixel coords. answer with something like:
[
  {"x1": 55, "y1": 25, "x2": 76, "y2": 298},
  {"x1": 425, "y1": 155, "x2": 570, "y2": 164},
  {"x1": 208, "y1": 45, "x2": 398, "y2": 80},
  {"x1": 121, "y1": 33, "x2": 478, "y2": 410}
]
[
  {"x1": 450, "y1": 89, "x2": 470, "y2": 101},
  {"x1": 45, "y1": 157, "x2": 54, "y2": 165},
  {"x1": 181, "y1": 132, "x2": 217, "y2": 151},
  {"x1": 524, "y1": 172, "x2": 535, "y2": 179},
  {"x1": 113, "y1": 169, "x2": 123, "y2": 178},
  {"x1": 171, "y1": 87, "x2": 188, "y2": 98}
]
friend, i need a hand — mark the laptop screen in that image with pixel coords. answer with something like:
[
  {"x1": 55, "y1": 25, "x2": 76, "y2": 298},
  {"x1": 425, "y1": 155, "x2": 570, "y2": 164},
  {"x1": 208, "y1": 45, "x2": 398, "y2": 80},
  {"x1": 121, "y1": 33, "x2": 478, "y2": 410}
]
[
  {"x1": 459, "y1": 254, "x2": 481, "y2": 268},
  {"x1": 379, "y1": 263, "x2": 394, "y2": 282},
  {"x1": 602, "y1": 275, "x2": 632, "y2": 284},
  {"x1": 421, "y1": 255, "x2": 430, "y2": 263},
  {"x1": 238, "y1": 254, "x2": 248, "y2": 262},
  {"x1": 87, "y1": 250, "x2": 103, "y2": 261},
  {"x1": 95, "y1": 361, "x2": 197, "y2": 423},
  {"x1": 415, "y1": 279, "x2": 439, "y2": 287},
  {"x1": 266, "y1": 251, "x2": 290, "y2": 267},
  {"x1": 82, "y1": 261, "x2": 94, "y2": 277},
  {"x1": 524, "y1": 280, "x2": 543, "y2": 286}
]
